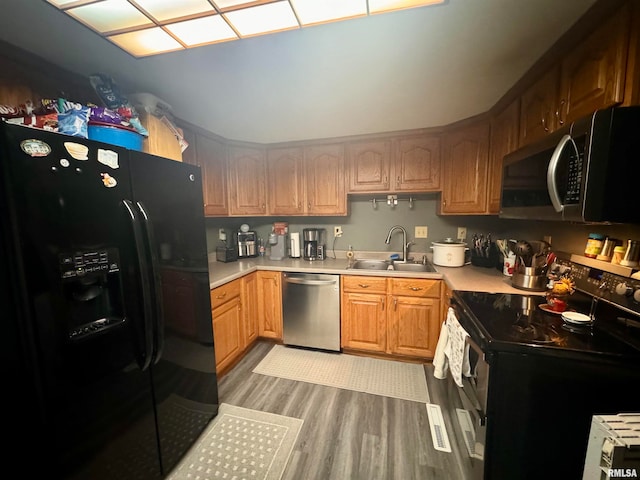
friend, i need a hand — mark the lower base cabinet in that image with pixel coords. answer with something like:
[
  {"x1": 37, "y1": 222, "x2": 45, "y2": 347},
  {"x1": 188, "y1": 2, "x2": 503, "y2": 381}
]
[
  {"x1": 341, "y1": 276, "x2": 441, "y2": 359},
  {"x1": 210, "y1": 279, "x2": 242, "y2": 374},
  {"x1": 257, "y1": 271, "x2": 283, "y2": 340}
]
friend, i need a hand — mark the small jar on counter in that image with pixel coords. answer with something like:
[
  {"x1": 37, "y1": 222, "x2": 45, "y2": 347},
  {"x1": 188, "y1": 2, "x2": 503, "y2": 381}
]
[
  {"x1": 612, "y1": 246, "x2": 626, "y2": 265},
  {"x1": 584, "y1": 233, "x2": 605, "y2": 258}
]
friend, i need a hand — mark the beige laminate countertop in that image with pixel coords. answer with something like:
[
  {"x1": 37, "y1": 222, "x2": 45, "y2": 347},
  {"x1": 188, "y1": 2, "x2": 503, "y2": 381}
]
[{"x1": 207, "y1": 255, "x2": 541, "y2": 295}]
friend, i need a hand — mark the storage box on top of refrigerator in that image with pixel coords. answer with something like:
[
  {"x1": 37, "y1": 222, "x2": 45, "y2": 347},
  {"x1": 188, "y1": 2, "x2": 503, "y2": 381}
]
[{"x1": 0, "y1": 122, "x2": 219, "y2": 479}]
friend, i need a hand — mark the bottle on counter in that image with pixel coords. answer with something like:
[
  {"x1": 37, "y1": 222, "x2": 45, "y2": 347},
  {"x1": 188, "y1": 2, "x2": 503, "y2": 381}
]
[
  {"x1": 612, "y1": 246, "x2": 626, "y2": 265},
  {"x1": 584, "y1": 233, "x2": 604, "y2": 258}
]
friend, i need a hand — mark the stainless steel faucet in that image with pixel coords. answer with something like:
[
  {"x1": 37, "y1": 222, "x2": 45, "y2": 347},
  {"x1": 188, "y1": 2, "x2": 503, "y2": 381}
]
[{"x1": 384, "y1": 225, "x2": 410, "y2": 261}]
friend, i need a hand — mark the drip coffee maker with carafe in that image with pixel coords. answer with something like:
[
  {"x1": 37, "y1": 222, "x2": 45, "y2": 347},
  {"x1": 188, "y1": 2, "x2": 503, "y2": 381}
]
[{"x1": 303, "y1": 228, "x2": 326, "y2": 260}]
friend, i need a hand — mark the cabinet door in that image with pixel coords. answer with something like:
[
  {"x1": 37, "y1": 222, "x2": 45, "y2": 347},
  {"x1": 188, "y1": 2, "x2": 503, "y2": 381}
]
[
  {"x1": 198, "y1": 135, "x2": 229, "y2": 216},
  {"x1": 488, "y1": 100, "x2": 520, "y2": 214},
  {"x1": 341, "y1": 292, "x2": 387, "y2": 352},
  {"x1": 441, "y1": 121, "x2": 490, "y2": 214},
  {"x1": 394, "y1": 135, "x2": 440, "y2": 192},
  {"x1": 241, "y1": 272, "x2": 258, "y2": 348},
  {"x1": 267, "y1": 147, "x2": 305, "y2": 215},
  {"x1": 304, "y1": 144, "x2": 346, "y2": 215},
  {"x1": 519, "y1": 67, "x2": 559, "y2": 145},
  {"x1": 388, "y1": 296, "x2": 440, "y2": 358},
  {"x1": 139, "y1": 111, "x2": 182, "y2": 162},
  {"x1": 228, "y1": 145, "x2": 267, "y2": 215},
  {"x1": 257, "y1": 271, "x2": 283, "y2": 340},
  {"x1": 347, "y1": 140, "x2": 392, "y2": 192},
  {"x1": 558, "y1": 5, "x2": 629, "y2": 125},
  {"x1": 212, "y1": 297, "x2": 242, "y2": 374}
]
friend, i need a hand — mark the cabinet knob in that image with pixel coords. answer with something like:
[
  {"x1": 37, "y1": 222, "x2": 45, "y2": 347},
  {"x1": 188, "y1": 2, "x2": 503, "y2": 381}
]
[
  {"x1": 381, "y1": 297, "x2": 385, "y2": 310},
  {"x1": 216, "y1": 292, "x2": 227, "y2": 299},
  {"x1": 556, "y1": 99, "x2": 566, "y2": 126},
  {"x1": 541, "y1": 115, "x2": 549, "y2": 132},
  {"x1": 358, "y1": 283, "x2": 370, "y2": 288},
  {"x1": 410, "y1": 286, "x2": 423, "y2": 291}
]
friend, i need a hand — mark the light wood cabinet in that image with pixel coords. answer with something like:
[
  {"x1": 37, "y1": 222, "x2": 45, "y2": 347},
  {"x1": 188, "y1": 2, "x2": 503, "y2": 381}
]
[
  {"x1": 228, "y1": 145, "x2": 267, "y2": 216},
  {"x1": 440, "y1": 121, "x2": 491, "y2": 214},
  {"x1": 488, "y1": 100, "x2": 520, "y2": 214},
  {"x1": 210, "y1": 279, "x2": 243, "y2": 374},
  {"x1": 257, "y1": 271, "x2": 283, "y2": 340},
  {"x1": 341, "y1": 275, "x2": 441, "y2": 359},
  {"x1": 267, "y1": 147, "x2": 305, "y2": 215},
  {"x1": 241, "y1": 272, "x2": 259, "y2": 348},
  {"x1": 519, "y1": 5, "x2": 630, "y2": 146},
  {"x1": 139, "y1": 112, "x2": 183, "y2": 162},
  {"x1": 304, "y1": 143, "x2": 347, "y2": 215},
  {"x1": 341, "y1": 276, "x2": 388, "y2": 352},
  {"x1": 179, "y1": 127, "x2": 228, "y2": 216},
  {"x1": 347, "y1": 134, "x2": 440, "y2": 193}
]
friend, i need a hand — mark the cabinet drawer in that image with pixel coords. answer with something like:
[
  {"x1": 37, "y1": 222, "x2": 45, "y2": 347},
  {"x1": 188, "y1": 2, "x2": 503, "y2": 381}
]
[
  {"x1": 210, "y1": 279, "x2": 242, "y2": 309},
  {"x1": 342, "y1": 275, "x2": 388, "y2": 294},
  {"x1": 389, "y1": 278, "x2": 441, "y2": 298}
]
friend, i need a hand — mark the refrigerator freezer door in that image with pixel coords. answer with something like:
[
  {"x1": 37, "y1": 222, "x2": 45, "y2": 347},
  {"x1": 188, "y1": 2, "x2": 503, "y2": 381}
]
[
  {"x1": 0, "y1": 124, "x2": 162, "y2": 478},
  {"x1": 128, "y1": 150, "x2": 219, "y2": 474}
]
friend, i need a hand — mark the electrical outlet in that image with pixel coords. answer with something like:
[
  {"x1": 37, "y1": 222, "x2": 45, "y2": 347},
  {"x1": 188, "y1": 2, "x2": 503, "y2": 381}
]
[
  {"x1": 457, "y1": 227, "x2": 467, "y2": 240},
  {"x1": 218, "y1": 228, "x2": 226, "y2": 241},
  {"x1": 415, "y1": 226, "x2": 428, "y2": 238},
  {"x1": 334, "y1": 226, "x2": 343, "y2": 237}
]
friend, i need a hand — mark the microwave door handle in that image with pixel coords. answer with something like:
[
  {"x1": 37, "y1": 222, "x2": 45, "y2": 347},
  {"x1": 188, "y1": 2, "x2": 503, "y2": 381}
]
[{"x1": 547, "y1": 134, "x2": 577, "y2": 213}]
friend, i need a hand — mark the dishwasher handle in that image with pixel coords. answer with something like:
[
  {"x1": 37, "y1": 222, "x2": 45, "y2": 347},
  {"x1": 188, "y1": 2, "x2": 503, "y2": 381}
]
[{"x1": 284, "y1": 276, "x2": 338, "y2": 286}]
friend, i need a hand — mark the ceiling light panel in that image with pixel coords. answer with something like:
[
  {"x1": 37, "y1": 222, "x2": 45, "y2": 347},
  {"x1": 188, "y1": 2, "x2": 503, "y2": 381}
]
[
  {"x1": 291, "y1": 0, "x2": 367, "y2": 25},
  {"x1": 224, "y1": 2, "x2": 299, "y2": 37},
  {"x1": 368, "y1": 0, "x2": 445, "y2": 14},
  {"x1": 66, "y1": 0, "x2": 153, "y2": 33},
  {"x1": 133, "y1": 0, "x2": 216, "y2": 22},
  {"x1": 109, "y1": 27, "x2": 183, "y2": 56},
  {"x1": 166, "y1": 16, "x2": 238, "y2": 46}
]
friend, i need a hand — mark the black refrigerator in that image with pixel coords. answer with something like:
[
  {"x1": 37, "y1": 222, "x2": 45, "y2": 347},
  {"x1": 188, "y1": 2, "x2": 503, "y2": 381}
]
[{"x1": 0, "y1": 122, "x2": 219, "y2": 479}]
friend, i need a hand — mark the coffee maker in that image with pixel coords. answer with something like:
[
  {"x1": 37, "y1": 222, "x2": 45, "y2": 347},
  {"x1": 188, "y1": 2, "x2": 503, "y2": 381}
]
[
  {"x1": 303, "y1": 228, "x2": 326, "y2": 260},
  {"x1": 236, "y1": 231, "x2": 257, "y2": 258}
]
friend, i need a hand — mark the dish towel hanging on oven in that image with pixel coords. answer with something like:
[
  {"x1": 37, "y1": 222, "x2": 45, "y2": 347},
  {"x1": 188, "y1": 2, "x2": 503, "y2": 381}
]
[{"x1": 433, "y1": 307, "x2": 471, "y2": 387}]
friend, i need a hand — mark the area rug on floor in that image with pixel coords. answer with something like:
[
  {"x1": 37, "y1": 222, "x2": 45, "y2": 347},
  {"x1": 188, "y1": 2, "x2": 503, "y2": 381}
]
[
  {"x1": 166, "y1": 403, "x2": 302, "y2": 480},
  {"x1": 253, "y1": 344, "x2": 430, "y2": 403}
]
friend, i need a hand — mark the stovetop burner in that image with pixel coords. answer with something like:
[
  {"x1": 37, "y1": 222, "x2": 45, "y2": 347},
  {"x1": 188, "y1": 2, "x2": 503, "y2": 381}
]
[{"x1": 453, "y1": 290, "x2": 640, "y2": 360}]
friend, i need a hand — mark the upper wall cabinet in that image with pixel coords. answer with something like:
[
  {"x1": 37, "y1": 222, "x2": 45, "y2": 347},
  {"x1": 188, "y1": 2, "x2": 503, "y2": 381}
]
[
  {"x1": 440, "y1": 120, "x2": 491, "y2": 215},
  {"x1": 519, "y1": 4, "x2": 630, "y2": 145},
  {"x1": 267, "y1": 147, "x2": 305, "y2": 215},
  {"x1": 305, "y1": 143, "x2": 347, "y2": 216},
  {"x1": 180, "y1": 127, "x2": 229, "y2": 216},
  {"x1": 487, "y1": 100, "x2": 520, "y2": 214},
  {"x1": 347, "y1": 134, "x2": 440, "y2": 194},
  {"x1": 228, "y1": 145, "x2": 267, "y2": 216}
]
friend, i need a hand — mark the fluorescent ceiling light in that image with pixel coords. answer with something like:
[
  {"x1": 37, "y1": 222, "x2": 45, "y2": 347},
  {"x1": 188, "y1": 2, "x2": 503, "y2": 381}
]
[
  {"x1": 166, "y1": 16, "x2": 239, "y2": 46},
  {"x1": 46, "y1": 0, "x2": 445, "y2": 57},
  {"x1": 224, "y1": 2, "x2": 299, "y2": 37},
  {"x1": 134, "y1": 0, "x2": 216, "y2": 22},
  {"x1": 291, "y1": 0, "x2": 367, "y2": 26},
  {"x1": 109, "y1": 27, "x2": 183, "y2": 56},
  {"x1": 369, "y1": 0, "x2": 445, "y2": 14},
  {"x1": 66, "y1": 0, "x2": 152, "y2": 33}
]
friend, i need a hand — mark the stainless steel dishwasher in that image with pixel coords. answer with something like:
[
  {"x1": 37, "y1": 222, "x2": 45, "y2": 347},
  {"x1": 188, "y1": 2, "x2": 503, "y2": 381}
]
[{"x1": 282, "y1": 272, "x2": 340, "y2": 351}]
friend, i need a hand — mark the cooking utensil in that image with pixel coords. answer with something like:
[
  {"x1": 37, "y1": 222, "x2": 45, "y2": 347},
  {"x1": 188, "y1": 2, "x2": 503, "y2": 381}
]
[{"x1": 513, "y1": 240, "x2": 533, "y2": 258}]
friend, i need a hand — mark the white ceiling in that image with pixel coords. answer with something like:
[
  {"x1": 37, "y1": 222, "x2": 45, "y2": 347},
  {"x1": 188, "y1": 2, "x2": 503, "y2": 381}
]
[{"x1": 1, "y1": 0, "x2": 597, "y2": 143}]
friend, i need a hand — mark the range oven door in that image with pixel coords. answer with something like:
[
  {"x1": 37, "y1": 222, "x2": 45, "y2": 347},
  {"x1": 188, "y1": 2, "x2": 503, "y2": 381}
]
[{"x1": 446, "y1": 305, "x2": 490, "y2": 480}]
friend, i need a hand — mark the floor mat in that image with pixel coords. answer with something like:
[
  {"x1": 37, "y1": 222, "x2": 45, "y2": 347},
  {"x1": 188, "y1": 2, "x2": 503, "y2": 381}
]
[
  {"x1": 166, "y1": 403, "x2": 303, "y2": 480},
  {"x1": 253, "y1": 344, "x2": 429, "y2": 403}
]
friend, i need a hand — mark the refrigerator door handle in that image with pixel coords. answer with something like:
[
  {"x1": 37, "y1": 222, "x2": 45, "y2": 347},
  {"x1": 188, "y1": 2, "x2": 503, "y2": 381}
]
[
  {"x1": 136, "y1": 201, "x2": 165, "y2": 364},
  {"x1": 123, "y1": 199, "x2": 154, "y2": 371}
]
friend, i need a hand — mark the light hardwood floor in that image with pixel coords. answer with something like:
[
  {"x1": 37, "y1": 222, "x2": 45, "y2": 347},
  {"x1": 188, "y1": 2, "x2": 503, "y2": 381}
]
[{"x1": 217, "y1": 341, "x2": 471, "y2": 480}]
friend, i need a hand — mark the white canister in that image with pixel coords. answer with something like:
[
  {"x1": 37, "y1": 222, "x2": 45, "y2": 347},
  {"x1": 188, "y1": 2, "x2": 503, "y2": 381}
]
[
  {"x1": 430, "y1": 239, "x2": 468, "y2": 267},
  {"x1": 503, "y1": 252, "x2": 516, "y2": 276}
]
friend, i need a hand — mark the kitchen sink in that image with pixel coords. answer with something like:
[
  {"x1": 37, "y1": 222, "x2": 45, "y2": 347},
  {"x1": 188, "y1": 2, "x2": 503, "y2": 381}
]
[
  {"x1": 350, "y1": 259, "x2": 391, "y2": 270},
  {"x1": 392, "y1": 262, "x2": 437, "y2": 273},
  {"x1": 349, "y1": 259, "x2": 437, "y2": 273}
]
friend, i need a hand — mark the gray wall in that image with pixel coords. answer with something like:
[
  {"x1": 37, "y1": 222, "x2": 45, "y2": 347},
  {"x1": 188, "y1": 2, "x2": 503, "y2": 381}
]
[{"x1": 206, "y1": 195, "x2": 640, "y2": 258}]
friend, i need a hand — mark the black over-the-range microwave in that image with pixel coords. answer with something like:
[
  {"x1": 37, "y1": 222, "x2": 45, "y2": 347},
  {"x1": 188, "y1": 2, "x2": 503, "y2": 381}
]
[{"x1": 499, "y1": 106, "x2": 640, "y2": 223}]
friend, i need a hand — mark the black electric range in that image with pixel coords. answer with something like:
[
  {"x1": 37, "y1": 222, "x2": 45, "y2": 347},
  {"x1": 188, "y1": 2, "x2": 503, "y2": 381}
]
[{"x1": 447, "y1": 257, "x2": 640, "y2": 480}]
